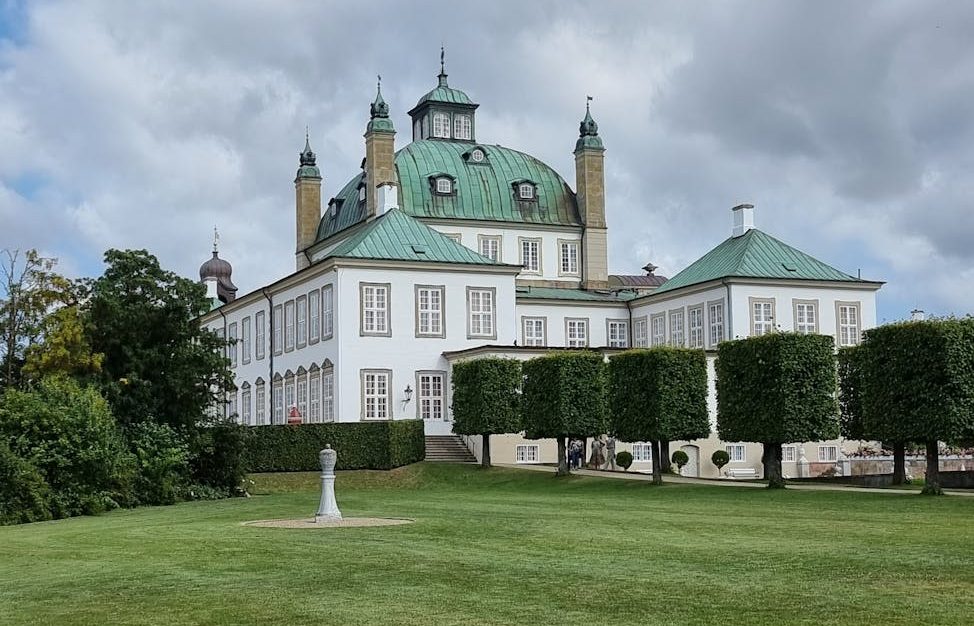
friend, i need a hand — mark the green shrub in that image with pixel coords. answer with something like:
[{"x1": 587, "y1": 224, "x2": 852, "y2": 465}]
[
  {"x1": 190, "y1": 419, "x2": 249, "y2": 494},
  {"x1": 0, "y1": 377, "x2": 135, "y2": 517},
  {"x1": 452, "y1": 358, "x2": 522, "y2": 467},
  {"x1": 244, "y1": 420, "x2": 425, "y2": 472},
  {"x1": 128, "y1": 422, "x2": 190, "y2": 505},
  {"x1": 671, "y1": 450, "x2": 689, "y2": 469},
  {"x1": 0, "y1": 440, "x2": 52, "y2": 525},
  {"x1": 712, "y1": 449, "x2": 730, "y2": 470},
  {"x1": 616, "y1": 451, "x2": 633, "y2": 471}
]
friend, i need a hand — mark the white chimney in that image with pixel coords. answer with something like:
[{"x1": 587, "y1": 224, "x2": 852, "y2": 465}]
[
  {"x1": 731, "y1": 203, "x2": 755, "y2": 237},
  {"x1": 911, "y1": 309, "x2": 926, "y2": 321},
  {"x1": 376, "y1": 183, "x2": 398, "y2": 216}
]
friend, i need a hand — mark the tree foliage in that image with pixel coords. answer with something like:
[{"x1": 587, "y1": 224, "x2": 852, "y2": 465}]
[
  {"x1": 716, "y1": 333, "x2": 839, "y2": 488},
  {"x1": 451, "y1": 358, "x2": 522, "y2": 467},
  {"x1": 522, "y1": 352, "x2": 606, "y2": 475},
  {"x1": 0, "y1": 439, "x2": 52, "y2": 525}
]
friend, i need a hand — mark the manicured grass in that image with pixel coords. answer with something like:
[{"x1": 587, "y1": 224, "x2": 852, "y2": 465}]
[{"x1": 2, "y1": 464, "x2": 973, "y2": 625}]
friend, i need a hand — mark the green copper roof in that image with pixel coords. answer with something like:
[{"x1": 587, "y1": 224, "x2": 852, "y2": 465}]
[
  {"x1": 326, "y1": 208, "x2": 502, "y2": 265},
  {"x1": 415, "y1": 84, "x2": 474, "y2": 107},
  {"x1": 653, "y1": 228, "x2": 863, "y2": 295},
  {"x1": 316, "y1": 140, "x2": 581, "y2": 243},
  {"x1": 516, "y1": 287, "x2": 637, "y2": 303}
]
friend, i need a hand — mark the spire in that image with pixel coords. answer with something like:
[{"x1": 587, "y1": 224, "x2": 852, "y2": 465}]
[
  {"x1": 299, "y1": 128, "x2": 316, "y2": 166},
  {"x1": 437, "y1": 45, "x2": 448, "y2": 88},
  {"x1": 370, "y1": 74, "x2": 389, "y2": 119},
  {"x1": 212, "y1": 225, "x2": 219, "y2": 254},
  {"x1": 575, "y1": 95, "x2": 604, "y2": 151}
]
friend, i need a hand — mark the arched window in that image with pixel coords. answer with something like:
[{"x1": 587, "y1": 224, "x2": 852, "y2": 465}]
[
  {"x1": 454, "y1": 114, "x2": 471, "y2": 140},
  {"x1": 436, "y1": 178, "x2": 452, "y2": 194},
  {"x1": 518, "y1": 183, "x2": 535, "y2": 200},
  {"x1": 432, "y1": 112, "x2": 450, "y2": 138}
]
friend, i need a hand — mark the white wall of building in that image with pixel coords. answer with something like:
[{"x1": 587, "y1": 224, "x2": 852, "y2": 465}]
[
  {"x1": 514, "y1": 301, "x2": 630, "y2": 347},
  {"x1": 629, "y1": 286, "x2": 729, "y2": 348}
]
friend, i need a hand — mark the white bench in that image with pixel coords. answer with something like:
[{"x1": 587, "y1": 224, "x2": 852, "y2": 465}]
[{"x1": 724, "y1": 468, "x2": 758, "y2": 479}]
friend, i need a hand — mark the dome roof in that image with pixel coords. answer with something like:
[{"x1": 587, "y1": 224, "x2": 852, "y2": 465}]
[
  {"x1": 316, "y1": 140, "x2": 581, "y2": 243},
  {"x1": 199, "y1": 250, "x2": 238, "y2": 304},
  {"x1": 413, "y1": 84, "x2": 474, "y2": 109}
]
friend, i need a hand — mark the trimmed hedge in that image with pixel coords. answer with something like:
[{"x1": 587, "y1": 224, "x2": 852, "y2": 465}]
[
  {"x1": 244, "y1": 420, "x2": 425, "y2": 472},
  {"x1": 452, "y1": 357, "x2": 522, "y2": 467}
]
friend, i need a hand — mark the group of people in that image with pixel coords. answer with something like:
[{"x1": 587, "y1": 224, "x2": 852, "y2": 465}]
[{"x1": 567, "y1": 436, "x2": 618, "y2": 471}]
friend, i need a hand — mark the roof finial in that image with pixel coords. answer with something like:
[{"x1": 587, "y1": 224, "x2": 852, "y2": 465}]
[
  {"x1": 586, "y1": 94, "x2": 593, "y2": 113},
  {"x1": 377, "y1": 74, "x2": 382, "y2": 94},
  {"x1": 437, "y1": 45, "x2": 448, "y2": 87},
  {"x1": 370, "y1": 74, "x2": 390, "y2": 119},
  {"x1": 579, "y1": 95, "x2": 599, "y2": 137},
  {"x1": 212, "y1": 226, "x2": 220, "y2": 254}
]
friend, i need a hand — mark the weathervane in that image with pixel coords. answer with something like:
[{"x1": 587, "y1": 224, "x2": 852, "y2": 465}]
[
  {"x1": 440, "y1": 45, "x2": 445, "y2": 74},
  {"x1": 212, "y1": 226, "x2": 220, "y2": 254}
]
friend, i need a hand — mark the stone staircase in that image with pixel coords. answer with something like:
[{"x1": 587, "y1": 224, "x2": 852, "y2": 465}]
[{"x1": 425, "y1": 435, "x2": 477, "y2": 463}]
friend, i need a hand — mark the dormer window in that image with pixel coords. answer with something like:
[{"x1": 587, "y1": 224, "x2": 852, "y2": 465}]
[
  {"x1": 436, "y1": 178, "x2": 452, "y2": 194},
  {"x1": 469, "y1": 148, "x2": 485, "y2": 163},
  {"x1": 432, "y1": 112, "x2": 450, "y2": 138},
  {"x1": 518, "y1": 183, "x2": 535, "y2": 200},
  {"x1": 429, "y1": 173, "x2": 456, "y2": 196},
  {"x1": 454, "y1": 114, "x2": 472, "y2": 140}
]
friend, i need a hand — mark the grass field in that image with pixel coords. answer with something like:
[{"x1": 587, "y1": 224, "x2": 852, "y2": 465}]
[{"x1": 2, "y1": 464, "x2": 973, "y2": 625}]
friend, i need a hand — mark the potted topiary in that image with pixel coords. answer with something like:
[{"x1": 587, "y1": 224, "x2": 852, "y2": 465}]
[
  {"x1": 616, "y1": 451, "x2": 633, "y2": 472},
  {"x1": 671, "y1": 450, "x2": 689, "y2": 475},
  {"x1": 711, "y1": 449, "x2": 730, "y2": 477}
]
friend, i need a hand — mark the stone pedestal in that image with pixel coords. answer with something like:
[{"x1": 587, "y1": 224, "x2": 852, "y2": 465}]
[
  {"x1": 315, "y1": 445, "x2": 342, "y2": 522},
  {"x1": 797, "y1": 445, "x2": 810, "y2": 478}
]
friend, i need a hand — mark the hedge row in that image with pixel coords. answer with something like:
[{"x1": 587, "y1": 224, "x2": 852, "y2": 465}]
[{"x1": 243, "y1": 420, "x2": 426, "y2": 472}]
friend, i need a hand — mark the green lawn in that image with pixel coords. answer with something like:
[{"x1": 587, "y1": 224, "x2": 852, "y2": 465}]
[{"x1": 2, "y1": 464, "x2": 973, "y2": 626}]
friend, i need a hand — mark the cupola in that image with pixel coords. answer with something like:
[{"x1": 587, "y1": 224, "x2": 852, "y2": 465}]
[
  {"x1": 407, "y1": 47, "x2": 479, "y2": 142},
  {"x1": 199, "y1": 227, "x2": 238, "y2": 304}
]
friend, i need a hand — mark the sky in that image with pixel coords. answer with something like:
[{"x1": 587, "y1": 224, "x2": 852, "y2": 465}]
[{"x1": 1, "y1": 0, "x2": 972, "y2": 323}]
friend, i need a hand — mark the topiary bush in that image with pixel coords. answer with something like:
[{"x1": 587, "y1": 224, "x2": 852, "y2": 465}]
[
  {"x1": 0, "y1": 440, "x2": 52, "y2": 525},
  {"x1": 452, "y1": 358, "x2": 522, "y2": 467},
  {"x1": 244, "y1": 420, "x2": 425, "y2": 472},
  {"x1": 616, "y1": 451, "x2": 633, "y2": 472},
  {"x1": 671, "y1": 449, "x2": 689, "y2": 472},
  {"x1": 712, "y1": 449, "x2": 730, "y2": 472}
]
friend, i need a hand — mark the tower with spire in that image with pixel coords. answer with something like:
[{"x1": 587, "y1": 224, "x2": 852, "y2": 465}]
[
  {"x1": 295, "y1": 130, "x2": 322, "y2": 270},
  {"x1": 575, "y1": 97, "x2": 608, "y2": 290},
  {"x1": 364, "y1": 75, "x2": 397, "y2": 220},
  {"x1": 406, "y1": 48, "x2": 479, "y2": 143}
]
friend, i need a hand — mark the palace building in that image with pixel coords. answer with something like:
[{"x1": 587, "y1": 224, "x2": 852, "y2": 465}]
[{"x1": 199, "y1": 60, "x2": 883, "y2": 478}]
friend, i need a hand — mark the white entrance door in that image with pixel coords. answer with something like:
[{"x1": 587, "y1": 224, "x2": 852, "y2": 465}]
[{"x1": 681, "y1": 445, "x2": 700, "y2": 477}]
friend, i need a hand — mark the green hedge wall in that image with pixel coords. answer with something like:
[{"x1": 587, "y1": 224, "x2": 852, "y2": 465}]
[
  {"x1": 244, "y1": 420, "x2": 425, "y2": 472},
  {"x1": 522, "y1": 351, "x2": 606, "y2": 440},
  {"x1": 451, "y1": 358, "x2": 522, "y2": 437}
]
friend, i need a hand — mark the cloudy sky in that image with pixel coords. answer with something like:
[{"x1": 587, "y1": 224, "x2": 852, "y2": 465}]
[{"x1": 1, "y1": 0, "x2": 972, "y2": 322}]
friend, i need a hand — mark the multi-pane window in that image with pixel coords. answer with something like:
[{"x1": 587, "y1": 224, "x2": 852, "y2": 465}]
[
  {"x1": 516, "y1": 444, "x2": 539, "y2": 463},
  {"x1": 322, "y1": 370, "x2": 335, "y2": 422},
  {"x1": 241, "y1": 387, "x2": 252, "y2": 426},
  {"x1": 296, "y1": 296, "x2": 307, "y2": 348},
  {"x1": 418, "y1": 372, "x2": 445, "y2": 421},
  {"x1": 363, "y1": 370, "x2": 390, "y2": 420},
  {"x1": 669, "y1": 310, "x2": 685, "y2": 346},
  {"x1": 228, "y1": 322, "x2": 238, "y2": 368},
  {"x1": 241, "y1": 317, "x2": 251, "y2": 364},
  {"x1": 416, "y1": 286, "x2": 444, "y2": 337},
  {"x1": 633, "y1": 317, "x2": 649, "y2": 348},
  {"x1": 709, "y1": 302, "x2": 724, "y2": 346},
  {"x1": 454, "y1": 114, "x2": 472, "y2": 140},
  {"x1": 255, "y1": 381, "x2": 266, "y2": 425},
  {"x1": 361, "y1": 283, "x2": 390, "y2": 335},
  {"x1": 297, "y1": 373, "x2": 308, "y2": 420},
  {"x1": 818, "y1": 445, "x2": 838, "y2": 462},
  {"x1": 435, "y1": 177, "x2": 452, "y2": 194},
  {"x1": 309, "y1": 290, "x2": 320, "y2": 343},
  {"x1": 751, "y1": 299, "x2": 775, "y2": 336},
  {"x1": 607, "y1": 320, "x2": 629, "y2": 348},
  {"x1": 468, "y1": 288, "x2": 495, "y2": 338},
  {"x1": 726, "y1": 444, "x2": 746, "y2": 462},
  {"x1": 470, "y1": 148, "x2": 485, "y2": 162},
  {"x1": 284, "y1": 300, "x2": 295, "y2": 351},
  {"x1": 523, "y1": 317, "x2": 546, "y2": 347},
  {"x1": 566, "y1": 318, "x2": 589, "y2": 348},
  {"x1": 285, "y1": 375, "x2": 295, "y2": 416},
  {"x1": 227, "y1": 390, "x2": 238, "y2": 421},
  {"x1": 782, "y1": 446, "x2": 796, "y2": 462},
  {"x1": 559, "y1": 241, "x2": 579, "y2": 275},
  {"x1": 651, "y1": 315, "x2": 666, "y2": 346},
  {"x1": 478, "y1": 236, "x2": 501, "y2": 262},
  {"x1": 518, "y1": 183, "x2": 535, "y2": 200},
  {"x1": 632, "y1": 443, "x2": 653, "y2": 462},
  {"x1": 432, "y1": 112, "x2": 450, "y2": 138},
  {"x1": 322, "y1": 285, "x2": 334, "y2": 339},
  {"x1": 837, "y1": 303, "x2": 861, "y2": 346},
  {"x1": 688, "y1": 307, "x2": 704, "y2": 349},
  {"x1": 273, "y1": 379, "x2": 284, "y2": 423},
  {"x1": 795, "y1": 301, "x2": 817, "y2": 335},
  {"x1": 309, "y1": 370, "x2": 321, "y2": 423},
  {"x1": 520, "y1": 239, "x2": 541, "y2": 273},
  {"x1": 255, "y1": 311, "x2": 266, "y2": 360}
]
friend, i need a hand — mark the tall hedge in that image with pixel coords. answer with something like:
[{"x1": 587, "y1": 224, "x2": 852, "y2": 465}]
[
  {"x1": 522, "y1": 352, "x2": 606, "y2": 476},
  {"x1": 860, "y1": 319, "x2": 974, "y2": 494},
  {"x1": 244, "y1": 420, "x2": 425, "y2": 472},
  {"x1": 716, "y1": 333, "x2": 839, "y2": 488},
  {"x1": 609, "y1": 348, "x2": 709, "y2": 484},
  {"x1": 451, "y1": 358, "x2": 522, "y2": 467}
]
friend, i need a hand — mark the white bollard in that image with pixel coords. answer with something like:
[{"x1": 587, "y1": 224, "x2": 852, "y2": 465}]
[{"x1": 315, "y1": 444, "x2": 342, "y2": 522}]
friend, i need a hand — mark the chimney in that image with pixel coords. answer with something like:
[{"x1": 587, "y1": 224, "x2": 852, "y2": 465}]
[
  {"x1": 911, "y1": 309, "x2": 926, "y2": 322},
  {"x1": 376, "y1": 183, "x2": 398, "y2": 216},
  {"x1": 732, "y1": 203, "x2": 754, "y2": 237}
]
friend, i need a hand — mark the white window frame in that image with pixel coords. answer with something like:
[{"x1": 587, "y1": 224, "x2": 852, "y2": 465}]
[
  {"x1": 470, "y1": 148, "x2": 485, "y2": 162},
  {"x1": 516, "y1": 444, "x2": 540, "y2": 464},
  {"x1": 522, "y1": 316, "x2": 547, "y2": 347},
  {"x1": 322, "y1": 284, "x2": 334, "y2": 339},
  {"x1": 322, "y1": 368, "x2": 335, "y2": 422},
  {"x1": 360, "y1": 282, "x2": 391, "y2": 337},
  {"x1": 478, "y1": 235, "x2": 501, "y2": 263},
  {"x1": 415, "y1": 285, "x2": 445, "y2": 338},
  {"x1": 241, "y1": 316, "x2": 251, "y2": 364},
  {"x1": 285, "y1": 374, "x2": 295, "y2": 416},
  {"x1": 255, "y1": 311, "x2": 266, "y2": 361},
  {"x1": 296, "y1": 295, "x2": 307, "y2": 349},
  {"x1": 241, "y1": 386, "x2": 252, "y2": 426},
  {"x1": 454, "y1": 114, "x2": 472, "y2": 140},
  {"x1": 272, "y1": 305, "x2": 283, "y2": 356},
  {"x1": 794, "y1": 299, "x2": 819, "y2": 335},
  {"x1": 558, "y1": 240, "x2": 579, "y2": 276},
  {"x1": 227, "y1": 389, "x2": 238, "y2": 421},
  {"x1": 519, "y1": 237, "x2": 541, "y2": 274},
  {"x1": 416, "y1": 371, "x2": 446, "y2": 421},
  {"x1": 565, "y1": 317, "x2": 589, "y2": 348},
  {"x1": 606, "y1": 319, "x2": 629, "y2": 348},
  {"x1": 272, "y1": 378, "x2": 284, "y2": 423},
  {"x1": 361, "y1": 369, "x2": 392, "y2": 421},
  {"x1": 297, "y1": 372, "x2": 308, "y2": 420},
  {"x1": 836, "y1": 301, "x2": 861, "y2": 347},
  {"x1": 651, "y1": 313, "x2": 666, "y2": 347},
  {"x1": 708, "y1": 300, "x2": 725, "y2": 347},
  {"x1": 726, "y1": 444, "x2": 747, "y2": 463},
  {"x1": 750, "y1": 298, "x2": 775, "y2": 337},
  {"x1": 818, "y1": 445, "x2": 838, "y2": 462},
  {"x1": 284, "y1": 300, "x2": 295, "y2": 352},
  {"x1": 633, "y1": 316, "x2": 649, "y2": 348},
  {"x1": 228, "y1": 322, "x2": 238, "y2": 368},
  {"x1": 669, "y1": 309, "x2": 685, "y2": 347},
  {"x1": 255, "y1": 380, "x2": 266, "y2": 425},
  {"x1": 518, "y1": 183, "x2": 535, "y2": 200},
  {"x1": 435, "y1": 177, "x2": 453, "y2": 194},
  {"x1": 467, "y1": 287, "x2": 497, "y2": 340},
  {"x1": 632, "y1": 443, "x2": 654, "y2": 463},
  {"x1": 308, "y1": 289, "x2": 320, "y2": 344},
  {"x1": 688, "y1": 306, "x2": 704, "y2": 349},
  {"x1": 432, "y1": 112, "x2": 450, "y2": 138},
  {"x1": 782, "y1": 445, "x2": 796, "y2": 463},
  {"x1": 309, "y1": 370, "x2": 321, "y2": 423}
]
